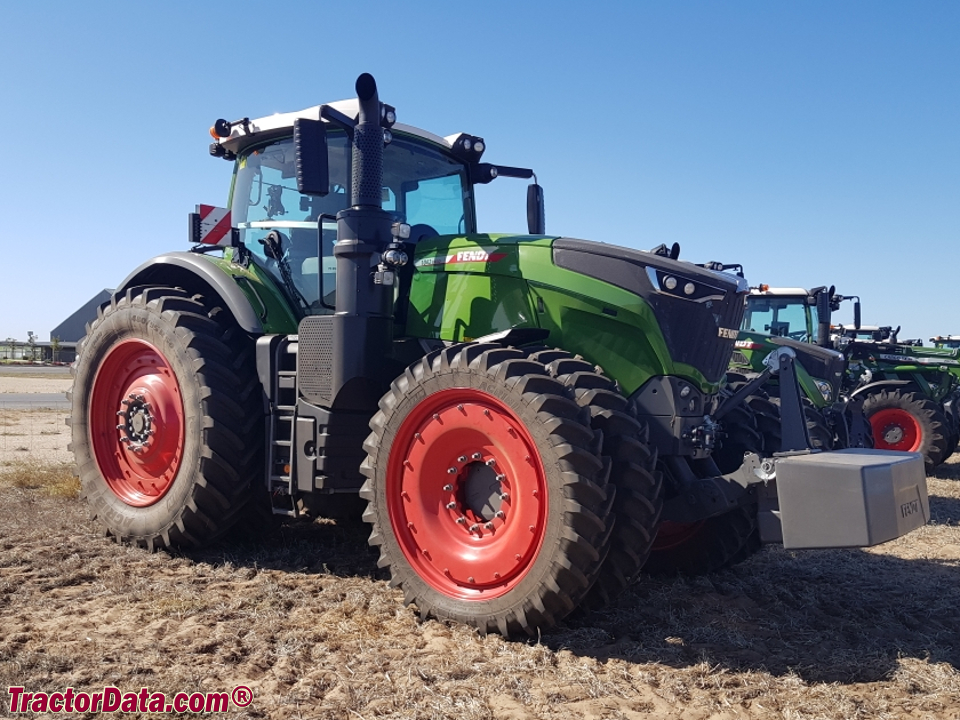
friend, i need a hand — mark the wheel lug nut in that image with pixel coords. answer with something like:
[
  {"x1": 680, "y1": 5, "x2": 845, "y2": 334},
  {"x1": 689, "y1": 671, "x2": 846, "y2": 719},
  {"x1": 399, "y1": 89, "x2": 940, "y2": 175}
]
[
  {"x1": 468, "y1": 577, "x2": 475, "y2": 583},
  {"x1": 116, "y1": 410, "x2": 124, "y2": 416},
  {"x1": 456, "y1": 517, "x2": 466, "y2": 524},
  {"x1": 495, "y1": 511, "x2": 505, "y2": 519},
  {"x1": 500, "y1": 493, "x2": 510, "y2": 501},
  {"x1": 485, "y1": 458, "x2": 496, "y2": 466},
  {"x1": 469, "y1": 524, "x2": 480, "y2": 532},
  {"x1": 443, "y1": 484, "x2": 453, "y2": 492},
  {"x1": 485, "y1": 522, "x2": 495, "y2": 530},
  {"x1": 472, "y1": 452, "x2": 482, "y2": 460},
  {"x1": 116, "y1": 424, "x2": 125, "y2": 430},
  {"x1": 447, "y1": 467, "x2": 458, "y2": 474},
  {"x1": 446, "y1": 502, "x2": 457, "y2": 510},
  {"x1": 496, "y1": 474, "x2": 506, "y2": 482},
  {"x1": 458, "y1": 456, "x2": 467, "y2": 463}
]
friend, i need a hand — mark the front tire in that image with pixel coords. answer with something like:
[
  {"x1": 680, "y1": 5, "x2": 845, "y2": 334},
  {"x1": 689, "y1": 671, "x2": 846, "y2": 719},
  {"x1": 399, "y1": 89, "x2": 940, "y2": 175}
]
[
  {"x1": 360, "y1": 344, "x2": 612, "y2": 636},
  {"x1": 69, "y1": 287, "x2": 264, "y2": 550}
]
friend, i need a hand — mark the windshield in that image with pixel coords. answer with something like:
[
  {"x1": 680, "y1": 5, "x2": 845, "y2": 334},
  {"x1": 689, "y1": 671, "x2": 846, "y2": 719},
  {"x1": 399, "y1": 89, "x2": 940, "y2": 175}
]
[
  {"x1": 229, "y1": 130, "x2": 474, "y2": 314},
  {"x1": 742, "y1": 296, "x2": 818, "y2": 342}
]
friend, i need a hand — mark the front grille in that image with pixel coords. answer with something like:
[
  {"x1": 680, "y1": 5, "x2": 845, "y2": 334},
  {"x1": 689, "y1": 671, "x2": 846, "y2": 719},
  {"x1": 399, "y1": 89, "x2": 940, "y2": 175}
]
[
  {"x1": 298, "y1": 316, "x2": 334, "y2": 404},
  {"x1": 650, "y1": 289, "x2": 745, "y2": 384},
  {"x1": 731, "y1": 350, "x2": 750, "y2": 366}
]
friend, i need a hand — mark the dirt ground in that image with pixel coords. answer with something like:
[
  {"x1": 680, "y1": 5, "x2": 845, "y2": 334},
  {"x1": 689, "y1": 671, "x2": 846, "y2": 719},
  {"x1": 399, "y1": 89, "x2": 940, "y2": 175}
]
[{"x1": 1, "y1": 380, "x2": 958, "y2": 719}]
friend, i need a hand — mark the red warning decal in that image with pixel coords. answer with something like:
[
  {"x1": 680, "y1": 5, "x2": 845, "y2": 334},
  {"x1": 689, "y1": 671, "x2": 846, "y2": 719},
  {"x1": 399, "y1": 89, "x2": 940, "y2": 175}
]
[{"x1": 195, "y1": 204, "x2": 232, "y2": 245}]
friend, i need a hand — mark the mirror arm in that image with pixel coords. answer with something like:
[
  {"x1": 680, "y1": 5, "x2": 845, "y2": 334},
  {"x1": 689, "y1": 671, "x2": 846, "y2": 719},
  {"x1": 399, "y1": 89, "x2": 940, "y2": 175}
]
[{"x1": 319, "y1": 105, "x2": 356, "y2": 140}]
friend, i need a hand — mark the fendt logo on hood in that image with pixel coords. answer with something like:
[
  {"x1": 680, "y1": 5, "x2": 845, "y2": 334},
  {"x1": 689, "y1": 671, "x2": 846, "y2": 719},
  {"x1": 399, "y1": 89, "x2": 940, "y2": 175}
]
[{"x1": 414, "y1": 248, "x2": 508, "y2": 267}]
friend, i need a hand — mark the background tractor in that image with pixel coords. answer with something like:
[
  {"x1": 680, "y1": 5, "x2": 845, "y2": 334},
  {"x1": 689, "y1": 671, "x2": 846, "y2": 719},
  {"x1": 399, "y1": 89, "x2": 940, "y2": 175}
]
[
  {"x1": 834, "y1": 325, "x2": 960, "y2": 463},
  {"x1": 726, "y1": 285, "x2": 869, "y2": 461},
  {"x1": 732, "y1": 285, "x2": 956, "y2": 471},
  {"x1": 69, "y1": 74, "x2": 929, "y2": 637}
]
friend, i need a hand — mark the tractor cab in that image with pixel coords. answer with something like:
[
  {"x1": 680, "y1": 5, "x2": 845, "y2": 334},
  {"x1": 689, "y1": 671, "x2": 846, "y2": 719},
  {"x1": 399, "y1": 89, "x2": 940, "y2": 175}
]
[{"x1": 218, "y1": 103, "x2": 482, "y2": 314}]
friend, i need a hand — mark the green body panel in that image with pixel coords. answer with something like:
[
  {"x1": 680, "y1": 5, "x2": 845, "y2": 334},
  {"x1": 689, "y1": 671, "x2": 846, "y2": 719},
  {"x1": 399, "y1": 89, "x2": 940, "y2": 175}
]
[
  {"x1": 406, "y1": 234, "x2": 716, "y2": 396},
  {"x1": 205, "y1": 250, "x2": 299, "y2": 334},
  {"x1": 730, "y1": 331, "x2": 829, "y2": 408}
]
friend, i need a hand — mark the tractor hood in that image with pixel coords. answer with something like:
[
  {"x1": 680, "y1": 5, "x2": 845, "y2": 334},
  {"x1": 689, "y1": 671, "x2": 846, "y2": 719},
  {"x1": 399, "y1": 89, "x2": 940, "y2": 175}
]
[
  {"x1": 407, "y1": 233, "x2": 748, "y2": 390},
  {"x1": 550, "y1": 238, "x2": 749, "y2": 385}
]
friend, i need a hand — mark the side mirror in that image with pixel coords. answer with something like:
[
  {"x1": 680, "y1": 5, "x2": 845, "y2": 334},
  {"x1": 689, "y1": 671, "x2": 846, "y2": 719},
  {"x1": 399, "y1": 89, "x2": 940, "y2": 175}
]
[
  {"x1": 854, "y1": 301, "x2": 861, "y2": 330},
  {"x1": 816, "y1": 288, "x2": 831, "y2": 324},
  {"x1": 527, "y1": 183, "x2": 545, "y2": 235},
  {"x1": 294, "y1": 118, "x2": 329, "y2": 197}
]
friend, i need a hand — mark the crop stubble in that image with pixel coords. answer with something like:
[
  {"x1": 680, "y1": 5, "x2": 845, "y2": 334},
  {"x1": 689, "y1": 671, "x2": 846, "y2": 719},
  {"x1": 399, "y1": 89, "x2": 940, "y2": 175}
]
[{"x1": 0, "y1": 399, "x2": 957, "y2": 719}]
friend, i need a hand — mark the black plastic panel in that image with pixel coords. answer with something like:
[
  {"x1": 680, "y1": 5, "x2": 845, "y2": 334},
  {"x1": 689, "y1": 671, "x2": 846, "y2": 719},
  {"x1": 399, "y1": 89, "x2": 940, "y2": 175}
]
[{"x1": 771, "y1": 336, "x2": 846, "y2": 387}]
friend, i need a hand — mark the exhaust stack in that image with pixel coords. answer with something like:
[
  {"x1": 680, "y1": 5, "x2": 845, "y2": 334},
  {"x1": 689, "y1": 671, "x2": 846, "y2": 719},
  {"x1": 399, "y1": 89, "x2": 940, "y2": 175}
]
[
  {"x1": 330, "y1": 73, "x2": 396, "y2": 411},
  {"x1": 352, "y1": 73, "x2": 384, "y2": 209}
]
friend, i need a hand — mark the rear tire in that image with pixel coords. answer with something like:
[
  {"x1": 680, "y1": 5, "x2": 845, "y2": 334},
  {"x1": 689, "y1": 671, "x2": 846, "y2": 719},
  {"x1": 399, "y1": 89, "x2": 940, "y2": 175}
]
[
  {"x1": 862, "y1": 389, "x2": 950, "y2": 471},
  {"x1": 360, "y1": 344, "x2": 612, "y2": 636},
  {"x1": 69, "y1": 287, "x2": 264, "y2": 550}
]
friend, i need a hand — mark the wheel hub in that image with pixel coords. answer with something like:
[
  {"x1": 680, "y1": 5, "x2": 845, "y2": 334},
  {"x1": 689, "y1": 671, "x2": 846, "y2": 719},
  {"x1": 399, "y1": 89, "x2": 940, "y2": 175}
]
[
  {"x1": 117, "y1": 393, "x2": 155, "y2": 453},
  {"x1": 882, "y1": 425, "x2": 904, "y2": 445},
  {"x1": 447, "y1": 455, "x2": 508, "y2": 533}
]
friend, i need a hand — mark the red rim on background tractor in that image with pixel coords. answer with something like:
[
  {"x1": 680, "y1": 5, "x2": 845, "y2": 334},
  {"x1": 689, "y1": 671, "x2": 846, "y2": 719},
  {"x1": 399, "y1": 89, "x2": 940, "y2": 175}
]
[
  {"x1": 386, "y1": 388, "x2": 548, "y2": 600},
  {"x1": 89, "y1": 339, "x2": 185, "y2": 507},
  {"x1": 651, "y1": 520, "x2": 706, "y2": 552},
  {"x1": 869, "y1": 408, "x2": 922, "y2": 452}
]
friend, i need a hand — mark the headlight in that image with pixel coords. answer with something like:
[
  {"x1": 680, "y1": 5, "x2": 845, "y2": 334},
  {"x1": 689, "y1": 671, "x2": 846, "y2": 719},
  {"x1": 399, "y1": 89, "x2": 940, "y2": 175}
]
[{"x1": 815, "y1": 380, "x2": 833, "y2": 403}]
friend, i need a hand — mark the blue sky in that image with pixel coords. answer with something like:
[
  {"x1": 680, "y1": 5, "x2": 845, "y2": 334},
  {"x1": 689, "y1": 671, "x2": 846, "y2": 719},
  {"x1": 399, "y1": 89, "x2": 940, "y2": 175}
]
[{"x1": 1, "y1": 1, "x2": 957, "y2": 343}]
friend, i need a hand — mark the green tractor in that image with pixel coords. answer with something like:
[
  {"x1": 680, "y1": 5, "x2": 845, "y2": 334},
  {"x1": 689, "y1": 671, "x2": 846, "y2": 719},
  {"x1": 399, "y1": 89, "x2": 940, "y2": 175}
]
[
  {"x1": 726, "y1": 284, "x2": 869, "y2": 460},
  {"x1": 833, "y1": 325, "x2": 960, "y2": 463},
  {"x1": 732, "y1": 285, "x2": 955, "y2": 470},
  {"x1": 69, "y1": 75, "x2": 928, "y2": 636}
]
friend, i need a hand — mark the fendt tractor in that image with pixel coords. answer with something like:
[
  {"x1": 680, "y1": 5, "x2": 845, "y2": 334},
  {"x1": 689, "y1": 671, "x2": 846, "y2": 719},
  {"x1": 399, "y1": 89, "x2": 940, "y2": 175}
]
[
  {"x1": 833, "y1": 324, "x2": 960, "y2": 462},
  {"x1": 734, "y1": 285, "x2": 958, "y2": 470},
  {"x1": 728, "y1": 284, "x2": 870, "y2": 459},
  {"x1": 69, "y1": 75, "x2": 929, "y2": 637}
]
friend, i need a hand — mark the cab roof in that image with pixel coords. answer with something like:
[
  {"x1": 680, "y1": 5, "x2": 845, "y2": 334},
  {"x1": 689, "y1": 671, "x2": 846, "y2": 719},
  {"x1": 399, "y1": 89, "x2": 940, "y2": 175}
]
[
  {"x1": 220, "y1": 99, "x2": 460, "y2": 156},
  {"x1": 748, "y1": 287, "x2": 810, "y2": 297}
]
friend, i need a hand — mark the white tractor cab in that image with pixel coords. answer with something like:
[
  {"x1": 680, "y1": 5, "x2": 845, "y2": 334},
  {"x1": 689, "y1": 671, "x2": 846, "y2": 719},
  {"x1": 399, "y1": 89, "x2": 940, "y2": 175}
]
[
  {"x1": 932, "y1": 336, "x2": 960, "y2": 350},
  {"x1": 743, "y1": 285, "x2": 860, "y2": 348}
]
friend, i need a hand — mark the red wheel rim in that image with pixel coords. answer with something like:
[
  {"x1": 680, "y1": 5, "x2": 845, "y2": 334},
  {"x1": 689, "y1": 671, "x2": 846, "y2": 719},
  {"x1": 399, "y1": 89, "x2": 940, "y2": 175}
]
[
  {"x1": 386, "y1": 388, "x2": 548, "y2": 600},
  {"x1": 869, "y1": 408, "x2": 922, "y2": 452},
  {"x1": 89, "y1": 339, "x2": 185, "y2": 507},
  {"x1": 652, "y1": 520, "x2": 706, "y2": 551}
]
